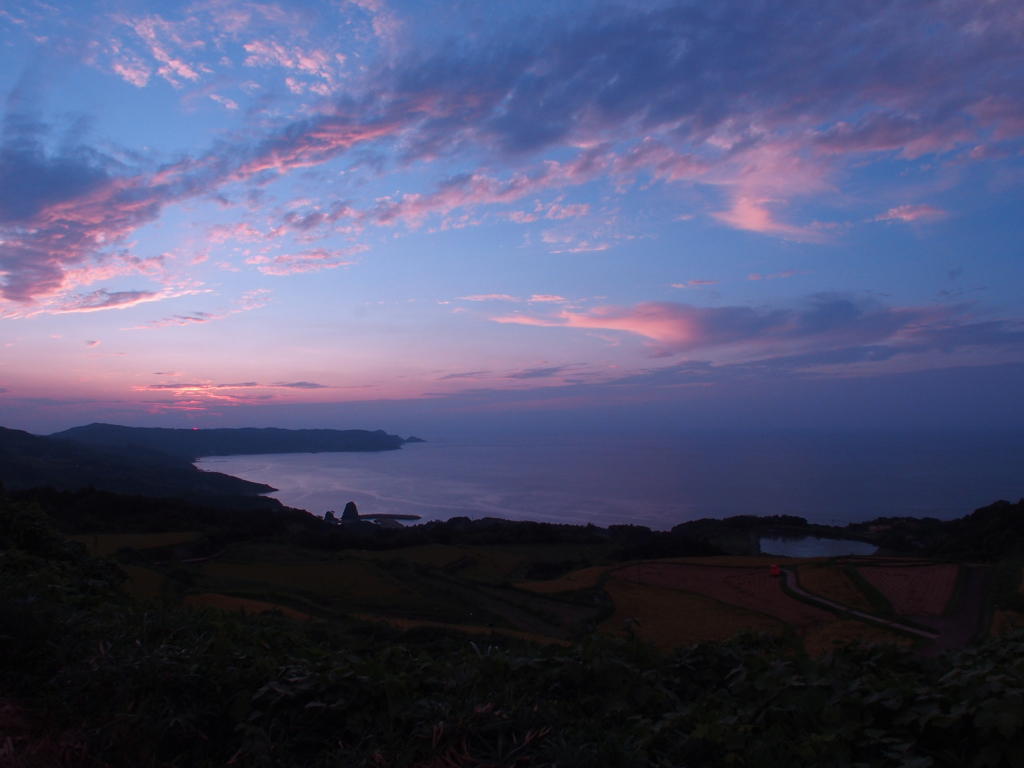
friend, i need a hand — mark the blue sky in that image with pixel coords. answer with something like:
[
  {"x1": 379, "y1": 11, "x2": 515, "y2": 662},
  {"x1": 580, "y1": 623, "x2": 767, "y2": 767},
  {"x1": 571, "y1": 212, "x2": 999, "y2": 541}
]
[{"x1": 1, "y1": 0, "x2": 1023, "y2": 433}]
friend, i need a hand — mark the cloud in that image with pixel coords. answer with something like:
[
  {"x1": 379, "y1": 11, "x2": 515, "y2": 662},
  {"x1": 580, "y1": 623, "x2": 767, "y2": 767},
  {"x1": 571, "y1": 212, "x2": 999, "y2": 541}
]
[
  {"x1": 671, "y1": 280, "x2": 718, "y2": 288},
  {"x1": 57, "y1": 289, "x2": 161, "y2": 312},
  {"x1": 491, "y1": 294, "x2": 1024, "y2": 361},
  {"x1": 506, "y1": 365, "x2": 570, "y2": 379},
  {"x1": 872, "y1": 205, "x2": 949, "y2": 223},
  {"x1": 4, "y1": 0, "x2": 1023, "y2": 308},
  {"x1": 545, "y1": 203, "x2": 589, "y2": 219},
  {"x1": 528, "y1": 294, "x2": 568, "y2": 303},
  {"x1": 748, "y1": 270, "x2": 806, "y2": 281},
  {"x1": 84, "y1": 340, "x2": 99, "y2": 347},
  {"x1": 438, "y1": 370, "x2": 491, "y2": 380},
  {"x1": 235, "y1": 288, "x2": 271, "y2": 311},
  {"x1": 458, "y1": 294, "x2": 519, "y2": 302},
  {"x1": 246, "y1": 246, "x2": 367, "y2": 275},
  {"x1": 136, "y1": 381, "x2": 330, "y2": 393},
  {"x1": 133, "y1": 311, "x2": 221, "y2": 329},
  {"x1": 712, "y1": 196, "x2": 824, "y2": 241}
]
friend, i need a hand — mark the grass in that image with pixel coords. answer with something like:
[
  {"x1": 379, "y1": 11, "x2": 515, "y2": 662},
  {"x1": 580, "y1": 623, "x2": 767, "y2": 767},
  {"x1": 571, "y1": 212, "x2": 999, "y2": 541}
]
[
  {"x1": 598, "y1": 578, "x2": 786, "y2": 650},
  {"x1": 667, "y1": 555, "x2": 815, "y2": 567},
  {"x1": 796, "y1": 563, "x2": 875, "y2": 612},
  {"x1": 515, "y1": 565, "x2": 610, "y2": 593},
  {"x1": 351, "y1": 613, "x2": 570, "y2": 645},
  {"x1": 198, "y1": 559, "x2": 421, "y2": 608},
  {"x1": 802, "y1": 619, "x2": 915, "y2": 658},
  {"x1": 990, "y1": 610, "x2": 1024, "y2": 637},
  {"x1": 352, "y1": 544, "x2": 530, "y2": 582},
  {"x1": 845, "y1": 565, "x2": 896, "y2": 615},
  {"x1": 120, "y1": 564, "x2": 168, "y2": 600},
  {"x1": 350, "y1": 543, "x2": 471, "y2": 568},
  {"x1": 182, "y1": 593, "x2": 311, "y2": 621},
  {"x1": 71, "y1": 531, "x2": 203, "y2": 556}
]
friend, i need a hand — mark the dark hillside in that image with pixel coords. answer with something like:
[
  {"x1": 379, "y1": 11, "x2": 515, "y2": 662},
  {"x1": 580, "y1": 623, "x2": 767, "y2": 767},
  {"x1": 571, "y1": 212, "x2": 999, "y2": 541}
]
[
  {"x1": 52, "y1": 423, "x2": 409, "y2": 460},
  {"x1": 1, "y1": 496, "x2": 1023, "y2": 767},
  {"x1": 0, "y1": 426, "x2": 277, "y2": 504},
  {"x1": 860, "y1": 499, "x2": 1024, "y2": 559}
]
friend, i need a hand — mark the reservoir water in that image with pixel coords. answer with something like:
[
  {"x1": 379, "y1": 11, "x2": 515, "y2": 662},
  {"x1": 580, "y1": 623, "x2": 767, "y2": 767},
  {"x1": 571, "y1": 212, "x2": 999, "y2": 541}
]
[
  {"x1": 195, "y1": 431, "x2": 1024, "y2": 530},
  {"x1": 759, "y1": 536, "x2": 878, "y2": 558}
]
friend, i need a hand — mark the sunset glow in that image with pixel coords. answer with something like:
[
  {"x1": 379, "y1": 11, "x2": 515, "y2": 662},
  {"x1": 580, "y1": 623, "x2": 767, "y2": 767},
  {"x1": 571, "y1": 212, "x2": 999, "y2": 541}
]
[{"x1": 1, "y1": 0, "x2": 1023, "y2": 432}]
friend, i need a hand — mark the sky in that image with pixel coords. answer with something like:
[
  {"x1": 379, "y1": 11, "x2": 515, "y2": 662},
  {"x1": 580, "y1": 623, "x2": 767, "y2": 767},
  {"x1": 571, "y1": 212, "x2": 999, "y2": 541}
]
[{"x1": 1, "y1": 0, "x2": 1023, "y2": 435}]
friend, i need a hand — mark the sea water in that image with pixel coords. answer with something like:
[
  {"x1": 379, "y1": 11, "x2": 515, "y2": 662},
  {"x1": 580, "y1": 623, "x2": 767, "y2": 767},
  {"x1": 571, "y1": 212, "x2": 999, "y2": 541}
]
[{"x1": 195, "y1": 430, "x2": 1024, "y2": 530}]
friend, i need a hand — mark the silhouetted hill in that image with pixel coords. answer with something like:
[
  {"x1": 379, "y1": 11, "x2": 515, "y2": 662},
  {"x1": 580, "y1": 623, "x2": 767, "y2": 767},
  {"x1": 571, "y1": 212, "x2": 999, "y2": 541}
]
[
  {"x1": 52, "y1": 423, "x2": 410, "y2": 460},
  {"x1": 0, "y1": 426, "x2": 277, "y2": 505}
]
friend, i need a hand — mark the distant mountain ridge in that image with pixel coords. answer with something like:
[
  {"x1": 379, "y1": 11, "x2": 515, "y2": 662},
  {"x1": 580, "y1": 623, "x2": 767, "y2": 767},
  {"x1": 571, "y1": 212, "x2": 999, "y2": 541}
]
[
  {"x1": 0, "y1": 425, "x2": 276, "y2": 505},
  {"x1": 51, "y1": 423, "x2": 418, "y2": 461}
]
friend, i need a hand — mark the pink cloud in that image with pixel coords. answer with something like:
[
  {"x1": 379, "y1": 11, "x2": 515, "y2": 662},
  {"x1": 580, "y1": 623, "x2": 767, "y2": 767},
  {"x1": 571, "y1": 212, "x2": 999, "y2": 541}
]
[
  {"x1": 540, "y1": 231, "x2": 611, "y2": 253},
  {"x1": 364, "y1": 155, "x2": 610, "y2": 229},
  {"x1": 208, "y1": 222, "x2": 267, "y2": 243},
  {"x1": 56, "y1": 289, "x2": 163, "y2": 313},
  {"x1": 671, "y1": 280, "x2": 718, "y2": 288},
  {"x1": 872, "y1": 205, "x2": 949, "y2": 223},
  {"x1": 545, "y1": 203, "x2": 589, "y2": 219},
  {"x1": 491, "y1": 296, "x2": 966, "y2": 359},
  {"x1": 245, "y1": 245, "x2": 367, "y2": 275},
  {"x1": 131, "y1": 311, "x2": 222, "y2": 330},
  {"x1": 458, "y1": 294, "x2": 519, "y2": 302},
  {"x1": 5, "y1": 0, "x2": 1024, "y2": 309},
  {"x1": 748, "y1": 270, "x2": 806, "y2": 281}
]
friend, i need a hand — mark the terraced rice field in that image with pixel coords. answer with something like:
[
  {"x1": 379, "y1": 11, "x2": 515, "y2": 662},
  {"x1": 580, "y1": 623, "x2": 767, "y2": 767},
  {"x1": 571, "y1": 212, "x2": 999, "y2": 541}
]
[
  {"x1": 801, "y1": 619, "x2": 914, "y2": 657},
  {"x1": 990, "y1": 610, "x2": 1024, "y2": 637},
  {"x1": 668, "y1": 556, "x2": 811, "y2": 568},
  {"x1": 121, "y1": 565, "x2": 167, "y2": 600},
  {"x1": 72, "y1": 531, "x2": 203, "y2": 556},
  {"x1": 599, "y1": 579, "x2": 785, "y2": 649},
  {"x1": 200, "y1": 560, "x2": 420, "y2": 605},
  {"x1": 614, "y1": 563, "x2": 836, "y2": 635},
  {"x1": 797, "y1": 564, "x2": 874, "y2": 612},
  {"x1": 515, "y1": 566, "x2": 609, "y2": 594},
  {"x1": 183, "y1": 593, "x2": 309, "y2": 621},
  {"x1": 351, "y1": 544, "x2": 470, "y2": 569},
  {"x1": 856, "y1": 564, "x2": 958, "y2": 616},
  {"x1": 352, "y1": 614, "x2": 569, "y2": 646},
  {"x1": 353, "y1": 544, "x2": 528, "y2": 582}
]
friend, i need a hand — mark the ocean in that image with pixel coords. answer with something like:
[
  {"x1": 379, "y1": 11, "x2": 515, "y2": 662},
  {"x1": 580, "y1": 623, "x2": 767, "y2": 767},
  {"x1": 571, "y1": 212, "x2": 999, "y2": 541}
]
[{"x1": 195, "y1": 431, "x2": 1024, "y2": 530}]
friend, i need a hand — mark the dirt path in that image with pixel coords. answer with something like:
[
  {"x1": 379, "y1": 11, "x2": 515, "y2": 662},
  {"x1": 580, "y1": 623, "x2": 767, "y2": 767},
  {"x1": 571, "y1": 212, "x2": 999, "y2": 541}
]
[
  {"x1": 416, "y1": 573, "x2": 597, "y2": 638},
  {"x1": 781, "y1": 570, "x2": 938, "y2": 639},
  {"x1": 783, "y1": 567, "x2": 991, "y2": 655},
  {"x1": 615, "y1": 564, "x2": 836, "y2": 636},
  {"x1": 913, "y1": 566, "x2": 990, "y2": 657}
]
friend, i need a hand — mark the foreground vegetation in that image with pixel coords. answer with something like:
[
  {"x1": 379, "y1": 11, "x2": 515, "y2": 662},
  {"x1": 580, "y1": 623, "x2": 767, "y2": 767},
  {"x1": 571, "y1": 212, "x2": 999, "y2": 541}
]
[{"x1": 3, "y1": 496, "x2": 1024, "y2": 767}]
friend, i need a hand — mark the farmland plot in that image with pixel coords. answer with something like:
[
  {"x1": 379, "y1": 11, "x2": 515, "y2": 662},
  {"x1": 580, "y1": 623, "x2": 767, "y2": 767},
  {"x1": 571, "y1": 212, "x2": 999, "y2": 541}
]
[
  {"x1": 802, "y1": 620, "x2": 914, "y2": 657},
  {"x1": 515, "y1": 566, "x2": 609, "y2": 594},
  {"x1": 614, "y1": 564, "x2": 836, "y2": 635},
  {"x1": 600, "y1": 578, "x2": 785, "y2": 649},
  {"x1": 72, "y1": 531, "x2": 203, "y2": 556},
  {"x1": 797, "y1": 564, "x2": 874, "y2": 612},
  {"x1": 856, "y1": 564, "x2": 958, "y2": 616},
  {"x1": 200, "y1": 560, "x2": 421, "y2": 608},
  {"x1": 183, "y1": 593, "x2": 309, "y2": 621}
]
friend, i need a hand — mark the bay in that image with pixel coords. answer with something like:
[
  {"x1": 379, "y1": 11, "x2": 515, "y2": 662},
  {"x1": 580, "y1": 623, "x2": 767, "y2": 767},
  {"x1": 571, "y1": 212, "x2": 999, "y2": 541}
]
[{"x1": 195, "y1": 431, "x2": 1024, "y2": 530}]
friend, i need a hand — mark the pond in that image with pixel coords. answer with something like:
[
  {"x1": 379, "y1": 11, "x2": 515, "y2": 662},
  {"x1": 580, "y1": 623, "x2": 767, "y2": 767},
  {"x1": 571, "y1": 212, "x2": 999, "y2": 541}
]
[{"x1": 759, "y1": 536, "x2": 877, "y2": 558}]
